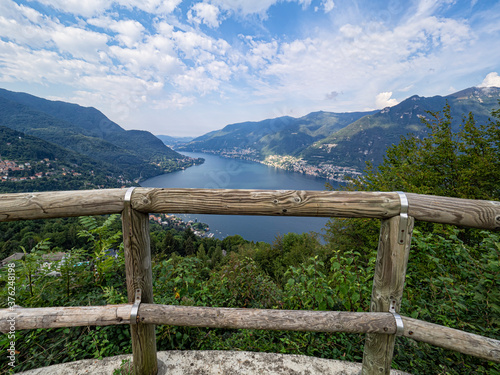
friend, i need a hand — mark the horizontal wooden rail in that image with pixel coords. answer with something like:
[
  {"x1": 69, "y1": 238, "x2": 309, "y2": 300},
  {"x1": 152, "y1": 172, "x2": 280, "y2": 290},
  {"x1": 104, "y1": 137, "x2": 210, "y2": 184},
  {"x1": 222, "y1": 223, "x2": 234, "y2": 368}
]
[
  {"x1": 402, "y1": 317, "x2": 500, "y2": 363},
  {"x1": 0, "y1": 188, "x2": 498, "y2": 229},
  {"x1": 2, "y1": 304, "x2": 499, "y2": 363},
  {"x1": 138, "y1": 305, "x2": 396, "y2": 334},
  {"x1": 0, "y1": 305, "x2": 396, "y2": 335},
  {"x1": 0, "y1": 189, "x2": 128, "y2": 222},
  {"x1": 0, "y1": 305, "x2": 132, "y2": 330},
  {"x1": 406, "y1": 193, "x2": 500, "y2": 230},
  {"x1": 131, "y1": 189, "x2": 401, "y2": 219}
]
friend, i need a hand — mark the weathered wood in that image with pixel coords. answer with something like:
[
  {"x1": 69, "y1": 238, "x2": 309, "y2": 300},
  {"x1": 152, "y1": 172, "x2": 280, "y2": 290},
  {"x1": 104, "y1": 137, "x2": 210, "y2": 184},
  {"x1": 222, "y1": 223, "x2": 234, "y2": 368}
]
[
  {"x1": 0, "y1": 305, "x2": 132, "y2": 332},
  {"x1": 122, "y1": 192, "x2": 157, "y2": 375},
  {"x1": 3, "y1": 304, "x2": 499, "y2": 364},
  {"x1": 138, "y1": 304, "x2": 397, "y2": 334},
  {"x1": 402, "y1": 317, "x2": 500, "y2": 363},
  {"x1": 406, "y1": 193, "x2": 500, "y2": 230},
  {"x1": 0, "y1": 304, "x2": 396, "y2": 334},
  {"x1": 131, "y1": 188, "x2": 401, "y2": 218},
  {"x1": 362, "y1": 215, "x2": 415, "y2": 375},
  {"x1": 0, "y1": 188, "x2": 498, "y2": 229},
  {"x1": 0, "y1": 189, "x2": 127, "y2": 222}
]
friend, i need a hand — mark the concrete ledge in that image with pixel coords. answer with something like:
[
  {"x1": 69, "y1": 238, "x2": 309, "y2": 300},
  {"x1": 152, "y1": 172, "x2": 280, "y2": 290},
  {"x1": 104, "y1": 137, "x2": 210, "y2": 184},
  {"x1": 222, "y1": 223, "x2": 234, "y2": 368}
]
[{"x1": 18, "y1": 350, "x2": 411, "y2": 374}]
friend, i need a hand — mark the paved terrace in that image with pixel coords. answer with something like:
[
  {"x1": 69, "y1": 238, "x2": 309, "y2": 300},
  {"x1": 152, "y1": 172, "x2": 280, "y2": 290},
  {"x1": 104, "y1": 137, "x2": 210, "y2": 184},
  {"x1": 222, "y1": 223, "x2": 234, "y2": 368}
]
[{"x1": 18, "y1": 351, "x2": 412, "y2": 374}]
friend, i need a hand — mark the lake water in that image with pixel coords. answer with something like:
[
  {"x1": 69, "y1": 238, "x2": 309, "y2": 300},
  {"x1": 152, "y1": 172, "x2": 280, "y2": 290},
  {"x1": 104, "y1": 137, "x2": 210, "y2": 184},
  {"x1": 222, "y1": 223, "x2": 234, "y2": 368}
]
[{"x1": 141, "y1": 152, "x2": 338, "y2": 243}]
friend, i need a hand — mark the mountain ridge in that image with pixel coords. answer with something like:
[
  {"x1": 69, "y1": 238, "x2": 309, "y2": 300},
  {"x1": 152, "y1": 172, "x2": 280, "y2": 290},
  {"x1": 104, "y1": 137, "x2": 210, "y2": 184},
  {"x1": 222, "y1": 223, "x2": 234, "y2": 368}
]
[
  {"x1": 179, "y1": 86, "x2": 500, "y2": 180},
  {"x1": 0, "y1": 88, "x2": 197, "y2": 182}
]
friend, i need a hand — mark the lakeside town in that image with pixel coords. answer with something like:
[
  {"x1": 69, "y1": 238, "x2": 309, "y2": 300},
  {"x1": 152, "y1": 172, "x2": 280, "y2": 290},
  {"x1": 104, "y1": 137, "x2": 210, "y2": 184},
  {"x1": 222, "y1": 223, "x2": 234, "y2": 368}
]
[
  {"x1": 149, "y1": 213, "x2": 213, "y2": 238},
  {"x1": 0, "y1": 158, "x2": 65, "y2": 182},
  {"x1": 193, "y1": 147, "x2": 361, "y2": 182},
  {"x1": 0, "y1": 157, "x2": 132, "y2": 187}
]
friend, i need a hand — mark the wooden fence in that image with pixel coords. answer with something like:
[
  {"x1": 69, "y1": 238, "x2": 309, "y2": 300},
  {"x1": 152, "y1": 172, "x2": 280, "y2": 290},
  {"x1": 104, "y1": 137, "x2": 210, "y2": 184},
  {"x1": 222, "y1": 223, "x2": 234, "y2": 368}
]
[{"x1": 1, "y1": 188, "x2": 499, "y2": 375}]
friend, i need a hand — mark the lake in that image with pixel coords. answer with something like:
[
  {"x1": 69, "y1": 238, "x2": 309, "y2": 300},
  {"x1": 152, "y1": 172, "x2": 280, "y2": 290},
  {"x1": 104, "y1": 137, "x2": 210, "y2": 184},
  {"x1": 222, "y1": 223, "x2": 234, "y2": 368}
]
[{"x1": 141, "y1": 152, "x2": 338, "y2": 243}]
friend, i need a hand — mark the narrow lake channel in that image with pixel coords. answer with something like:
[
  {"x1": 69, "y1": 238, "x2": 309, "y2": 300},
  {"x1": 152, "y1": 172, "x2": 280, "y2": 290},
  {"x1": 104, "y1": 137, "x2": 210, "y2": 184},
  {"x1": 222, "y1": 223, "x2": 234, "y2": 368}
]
[{"x1": 141, "y1": 152, "x2": 338, "y2": 243}]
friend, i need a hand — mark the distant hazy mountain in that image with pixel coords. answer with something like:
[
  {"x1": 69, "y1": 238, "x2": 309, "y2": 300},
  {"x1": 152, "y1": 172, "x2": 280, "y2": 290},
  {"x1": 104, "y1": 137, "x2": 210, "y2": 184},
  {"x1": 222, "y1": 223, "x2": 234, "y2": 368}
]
[
  {"x1": 302, "y1": 86, "x2": 500, "y2": 169},
  {"x1": 156, "y1": 135, "x2": 194, "y2": 148},
  {"x1": 179, "y1": 110, "x2": 376, "y2": 157},
  {"x1": 0, "y1": 88, "x2": 188, "y2": 180},
  {"x1": 180, "y1": 87, "x2": 500, "y2": 172}
]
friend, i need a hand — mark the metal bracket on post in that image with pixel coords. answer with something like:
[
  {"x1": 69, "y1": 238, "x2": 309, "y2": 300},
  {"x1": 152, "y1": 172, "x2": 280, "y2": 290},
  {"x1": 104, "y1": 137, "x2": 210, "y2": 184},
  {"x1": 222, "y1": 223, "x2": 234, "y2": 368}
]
[
  {"x1": 124, "y1": 186, "x2": 136, "y2": 205},
  {"x1": 130, "y1": 288, "x2": 141, "y2": 325},
  {"x1": 395, "y1": 191, "x2": 409, "y2": 246},
  {"x1": 389, "y1": 299, "x2": 404, "y2": 336}
]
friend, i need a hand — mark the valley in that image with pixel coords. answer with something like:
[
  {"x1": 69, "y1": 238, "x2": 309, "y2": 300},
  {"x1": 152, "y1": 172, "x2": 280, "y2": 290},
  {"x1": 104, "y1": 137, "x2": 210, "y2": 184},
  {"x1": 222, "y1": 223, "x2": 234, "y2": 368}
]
[{"x1": 178, "y1": 87, "x2": 500, "y2": 180}]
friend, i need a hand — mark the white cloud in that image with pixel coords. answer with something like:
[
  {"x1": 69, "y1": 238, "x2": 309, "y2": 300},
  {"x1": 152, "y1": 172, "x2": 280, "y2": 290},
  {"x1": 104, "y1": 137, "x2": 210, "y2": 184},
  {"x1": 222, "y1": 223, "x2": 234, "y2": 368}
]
[
  {"x1": 339, "y1": 24, "x2": 362, "y2": 38},
  {"x1": 206, "y1": 60, "x2": 232, "y2": 80},
  {"x1": 246, "y1": 39, "x2": 278, "y2": 68},
  {"x1": 30, "y1": 0, "x2": 182, "y2": 16},
  {"x1": 478, "y1": 72, "x2": 500, "y2": 88},
  {"x1": 117, "y1": 0, "x2": 181, "y2": 14},
  {"x1": 188, "y1": 3, "x2": 221, "y2": 28},
  {"x1": 30, "y1": 0, "x2": 111, "y2": 17},
  {"x1": 173, "y1": 66, "x2": 220, "y2": 94},
  {"x1": 322, "y1": 0, "x2": 335, "y2": 13},
  {"x1": 172, "y1": 30, "x2": 230, "y2": 62},
  {"x1": 89, "y1": 17, "x2": 145, "y2": 47},
  {"x1": 210, "y1": 0, "x2": 280, "y2": 16},
  {"x1": 375, "y1": 92, "x2": 398, "y2": 108},
  {"x1": 0, "y1": 40, "x2": 104, "y2": 84},
  {"x1": 75, "y1": 75, "x2": 163, "y2": 119},
  {"x1": 153, "y1": 93, "x2": 197, "y2": 109},
  {"x1": 1, "y1": 0, "x2": 499, "y2": 135},
  {"x1": 210, "y1": 0, "x2": 312, "y2": 17},
  {"x1": 51, "y1": 26, "x2": 109, "y2": 61}
]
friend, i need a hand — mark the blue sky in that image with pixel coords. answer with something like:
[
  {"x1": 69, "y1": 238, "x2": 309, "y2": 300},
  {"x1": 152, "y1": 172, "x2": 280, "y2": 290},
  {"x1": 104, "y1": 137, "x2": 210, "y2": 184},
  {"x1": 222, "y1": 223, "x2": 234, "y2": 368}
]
[{"x1": 1, "y1": 0, "x2": 499, "y2": 136}]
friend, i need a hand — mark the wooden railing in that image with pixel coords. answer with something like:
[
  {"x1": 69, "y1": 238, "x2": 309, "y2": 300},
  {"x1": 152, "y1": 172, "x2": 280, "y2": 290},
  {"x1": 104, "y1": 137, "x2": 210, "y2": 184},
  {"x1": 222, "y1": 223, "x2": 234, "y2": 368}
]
[{"x1": 1, "y1": 188, "x2": 499, "y2": 375}]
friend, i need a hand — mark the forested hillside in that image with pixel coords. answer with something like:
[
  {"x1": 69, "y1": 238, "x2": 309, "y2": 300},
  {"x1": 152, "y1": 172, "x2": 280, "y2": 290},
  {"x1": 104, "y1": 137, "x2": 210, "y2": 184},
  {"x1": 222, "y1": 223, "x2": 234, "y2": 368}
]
[
  {"x1": 0, "y1": 104, "x2": 498, "y2": 375},
  {"x1": 0, "y1": 88, "x2": 199, "y2": 183},
  {"x1": 179, "y1": 110, "x2": 375, "y2": 158},
  {"x1": 181, "y1": 87, "x2": 500, "y2": 177}
]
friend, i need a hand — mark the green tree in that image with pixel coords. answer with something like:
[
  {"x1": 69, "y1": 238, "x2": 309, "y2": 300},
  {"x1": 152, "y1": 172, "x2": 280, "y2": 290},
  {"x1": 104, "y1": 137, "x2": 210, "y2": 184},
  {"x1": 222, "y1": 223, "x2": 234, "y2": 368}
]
[
  {"x1": 345, "y1": 102, "x2": 500, "y2": 199},
  {"x1": 162, "y1": 230, "x2": 179, "y2": 257},
  {"x1": 326, "y1": 103, "x2": 500, "y2": 253}
]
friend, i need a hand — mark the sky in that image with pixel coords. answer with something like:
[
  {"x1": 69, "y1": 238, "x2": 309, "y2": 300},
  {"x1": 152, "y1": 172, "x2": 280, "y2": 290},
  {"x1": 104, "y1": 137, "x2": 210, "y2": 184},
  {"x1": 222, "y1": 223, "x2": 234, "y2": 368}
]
[{"x1": 1, "y1": 0, "x2": 500, "y2": 137}]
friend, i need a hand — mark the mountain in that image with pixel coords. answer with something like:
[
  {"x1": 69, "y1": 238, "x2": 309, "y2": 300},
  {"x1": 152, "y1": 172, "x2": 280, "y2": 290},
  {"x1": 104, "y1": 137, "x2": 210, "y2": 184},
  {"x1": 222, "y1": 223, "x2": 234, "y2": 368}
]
[
  {"x1": 180, "y1": 87, "x2": 500, "y2": 179},
  {"x1": 156, "y1": 135, "x2": 194, "y2": 148},
  {"x1": 0, "y1": 88, "x2": 192, "y2": 181},
  {"x1": 179, "y1": 110, "x2": 376, "y2": 158},
  {"x1": 0, "y1": 126, "x2": 131, "y2": 192},
  {"x1": 301, "y1": 87, "x2": 500, "y2": 170}
]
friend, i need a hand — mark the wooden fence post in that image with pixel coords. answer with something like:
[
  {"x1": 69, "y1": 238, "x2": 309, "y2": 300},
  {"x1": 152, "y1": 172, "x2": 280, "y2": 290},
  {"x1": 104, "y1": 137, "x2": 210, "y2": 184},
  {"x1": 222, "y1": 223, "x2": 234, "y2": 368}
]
[
  {"x1": 361, "y1": 213, "x2": 414, "y2": 374},
  {"x1": 122, "y1": 188, "x2": 158, "y2": 375}
]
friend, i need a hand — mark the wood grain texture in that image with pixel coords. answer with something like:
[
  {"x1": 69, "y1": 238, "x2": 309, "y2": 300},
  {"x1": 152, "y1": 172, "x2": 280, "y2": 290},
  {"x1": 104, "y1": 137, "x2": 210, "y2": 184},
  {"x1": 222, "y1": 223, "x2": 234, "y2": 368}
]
[
  {"x1": 138, "y1": 305, "x2": 397, "y2": 334},
  {"x1": 131, "y1": 188, "x2": 401, "y2": 218},
  {"x1": 0, "y1": 188, "x2": 498, "y2": 229},
  {"x1": 0, "y1": 189, "x2": 127, "y2": 222},
  {"x1": 406, "y1": 193, "x2": 500, "y2": 230},
  {"x1": 3, "y1": 304, "x2": 499, "y2": 363},
  {"x1": 402, "y1": 317, "x2": 500, "y2": 363},
  {"x1": 122, "y1": 200, "x2": 157, "y2": 375},
  {"x1": 0, "y1": 305, "x2": 131, "y2": 332},
  {"x1": 362, "y1": 215, "x2": 415, "y2": 375},
  {"x1": 0, "y1": 304, "x2": 395, "y2": 334}
]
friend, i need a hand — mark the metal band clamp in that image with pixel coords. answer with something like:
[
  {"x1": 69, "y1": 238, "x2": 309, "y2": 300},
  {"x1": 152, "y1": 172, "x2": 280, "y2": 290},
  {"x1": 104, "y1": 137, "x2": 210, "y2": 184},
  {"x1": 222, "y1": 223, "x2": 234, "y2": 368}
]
[
  {"x1": 395, "y1": 191, "x2": 409, "y2": 246},
  {"x1": 130, "y1": 288, "x2": 141, "y2": 324},
  {"x1": 389, "y1": 299, "x2": 404, "y2": 336},
  {"x1": 124, "y1": 187, "x2": 136, "y2": 203}
]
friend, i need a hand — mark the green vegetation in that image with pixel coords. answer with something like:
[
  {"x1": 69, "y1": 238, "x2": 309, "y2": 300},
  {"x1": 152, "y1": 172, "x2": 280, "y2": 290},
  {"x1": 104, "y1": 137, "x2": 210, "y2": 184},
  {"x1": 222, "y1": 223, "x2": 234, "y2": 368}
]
[
  {"x1": 180, "y1": 111, "x2": 373, "y2": 159},
  {"x1": 0, "y1": 103, "x2": 499, "y2": 374},
  {"x1": 181, "y1": 87, "x2": 500, "y2": 176},
  {"x1": 0, "y1": 88, "x2": 202, "y2": 184}
]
